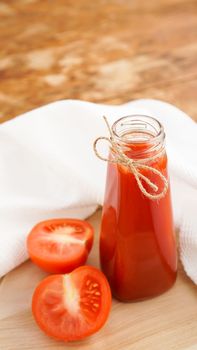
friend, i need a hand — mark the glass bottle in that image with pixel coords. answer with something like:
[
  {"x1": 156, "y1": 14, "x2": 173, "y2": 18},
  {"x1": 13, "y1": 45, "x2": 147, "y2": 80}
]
[{"x1": 100, "y1": 115, "x2": 177, "y2": 302}]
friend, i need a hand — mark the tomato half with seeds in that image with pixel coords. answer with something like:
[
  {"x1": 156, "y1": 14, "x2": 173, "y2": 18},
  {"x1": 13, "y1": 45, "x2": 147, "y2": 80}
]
[
  {"x1": 32, "y1": 266, "x2": 112, "y2": 341},
  {"x1": 27, "y1": 219, "x2": 94, "y2": 273}
]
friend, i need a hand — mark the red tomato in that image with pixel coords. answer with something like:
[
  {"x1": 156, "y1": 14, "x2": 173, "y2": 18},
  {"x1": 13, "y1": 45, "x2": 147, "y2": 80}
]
[
  {"x1": 32, "y1": 266, "x2": 112, "y2": 341},
  {"x1": 27, "y1": 219, "x2": 94, "y2": 273}
]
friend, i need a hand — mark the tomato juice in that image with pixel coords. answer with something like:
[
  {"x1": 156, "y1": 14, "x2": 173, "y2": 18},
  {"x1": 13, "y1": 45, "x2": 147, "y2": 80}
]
[{"x1": 100, "y1": 116, "x2": 177, "y2": 301}]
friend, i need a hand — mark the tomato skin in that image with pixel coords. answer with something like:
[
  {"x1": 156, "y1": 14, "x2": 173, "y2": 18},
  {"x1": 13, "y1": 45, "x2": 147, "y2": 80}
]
[
  {"x1": 32, "y1": 266, "x2": 112, "y2": 342},
  {"x1": 29, "y1": 250, "x2": 88, "y2": 274},
  {"x1": 27, "y1": 219, "x2": 94, "y2": 273}
]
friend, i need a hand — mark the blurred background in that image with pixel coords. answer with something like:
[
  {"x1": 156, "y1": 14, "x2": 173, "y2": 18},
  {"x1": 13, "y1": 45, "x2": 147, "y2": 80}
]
[{"x1": 0, "y1": 0, "x2": 196, "y2": 122}]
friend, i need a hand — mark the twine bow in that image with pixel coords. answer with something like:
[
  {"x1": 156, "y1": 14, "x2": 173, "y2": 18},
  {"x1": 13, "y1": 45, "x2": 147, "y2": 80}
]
[{"x1": 93, "y1": 116, "x2": 168, "y2": 200}]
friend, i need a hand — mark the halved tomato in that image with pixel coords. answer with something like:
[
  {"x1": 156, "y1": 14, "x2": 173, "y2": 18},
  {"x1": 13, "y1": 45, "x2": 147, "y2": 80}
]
[
  {"x1": 32, "y1": 266, "x2": 112, "y2": 341},
  {"x1": 27, "y1": 219, "x2": 94, "y2": 273}
]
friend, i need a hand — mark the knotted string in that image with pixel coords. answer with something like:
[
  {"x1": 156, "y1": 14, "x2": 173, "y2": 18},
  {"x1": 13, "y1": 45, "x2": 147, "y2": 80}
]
[{"x1": 93, "y1": 116, "x2": 168, "y2": 200}]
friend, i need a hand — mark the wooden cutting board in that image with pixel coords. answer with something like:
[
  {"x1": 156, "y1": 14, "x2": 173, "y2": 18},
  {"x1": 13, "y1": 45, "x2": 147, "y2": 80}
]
[{"x1": 0, "y1": 209, "x2": 197, "y2": 350}]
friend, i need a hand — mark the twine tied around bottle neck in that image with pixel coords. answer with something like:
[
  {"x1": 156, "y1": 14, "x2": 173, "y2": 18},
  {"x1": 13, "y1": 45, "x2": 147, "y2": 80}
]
[{"x1": 93, "y1": 116, "x2": 168, "y2": 201}]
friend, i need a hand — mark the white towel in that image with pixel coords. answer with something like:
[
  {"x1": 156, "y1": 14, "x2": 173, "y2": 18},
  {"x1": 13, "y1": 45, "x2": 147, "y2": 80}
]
[{"x1": 0, "y1": 99, "x2": 197, "y2": 283}]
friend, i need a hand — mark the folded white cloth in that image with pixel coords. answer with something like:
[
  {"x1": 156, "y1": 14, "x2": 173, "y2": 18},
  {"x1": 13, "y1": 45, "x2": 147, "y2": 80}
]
[{"x1": 0, "y1": 99, "x2": 197, "y2": 283}]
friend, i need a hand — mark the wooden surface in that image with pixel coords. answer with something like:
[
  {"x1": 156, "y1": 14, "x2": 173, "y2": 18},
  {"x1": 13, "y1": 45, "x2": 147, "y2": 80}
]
[
  {"x1": 0, "y1": 0, "x2": 197, "y2": 122},
  {"x1": 0, "y1": 210, "x2": 197, "y2": 350},
  {"x1": 1, "y1": 0, "x2": 197, "y2": 349}
]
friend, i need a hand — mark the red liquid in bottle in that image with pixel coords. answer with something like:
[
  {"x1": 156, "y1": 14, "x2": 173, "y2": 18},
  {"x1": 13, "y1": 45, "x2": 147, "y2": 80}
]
[{"x1": 100, "y1": 129, "x2": 177, "y2": 301}]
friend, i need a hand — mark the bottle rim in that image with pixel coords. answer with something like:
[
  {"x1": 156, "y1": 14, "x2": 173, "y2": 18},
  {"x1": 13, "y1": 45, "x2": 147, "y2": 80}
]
[{"x1": 111, "y1": 115, "x2": 165, "y2": 145}]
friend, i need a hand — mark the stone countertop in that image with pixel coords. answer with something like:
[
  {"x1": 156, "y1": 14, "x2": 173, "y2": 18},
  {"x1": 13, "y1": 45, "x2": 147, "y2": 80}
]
[{"x1": 0, "y1": 0, "x2": 197, "y2": 122}]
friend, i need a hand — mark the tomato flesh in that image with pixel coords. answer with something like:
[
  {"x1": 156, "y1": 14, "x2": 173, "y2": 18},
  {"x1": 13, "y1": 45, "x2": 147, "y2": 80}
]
[
  {"x1": 27, "y1": 219, "x2": 94, "y2": 273},
  {"x1": 32, "y1": 266, "x2": 112, "y2": 341}
]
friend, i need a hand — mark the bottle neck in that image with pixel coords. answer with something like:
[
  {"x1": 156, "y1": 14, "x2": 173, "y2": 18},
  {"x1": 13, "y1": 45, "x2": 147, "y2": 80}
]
[{"x1": 111, "y1": 115, "x2": 165, "y2": 161}]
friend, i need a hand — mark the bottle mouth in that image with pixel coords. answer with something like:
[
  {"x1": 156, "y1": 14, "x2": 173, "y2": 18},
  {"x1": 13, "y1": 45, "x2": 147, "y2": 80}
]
[{"x1": 112, "y1": 115, "x2": 165, "y2": 145}]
